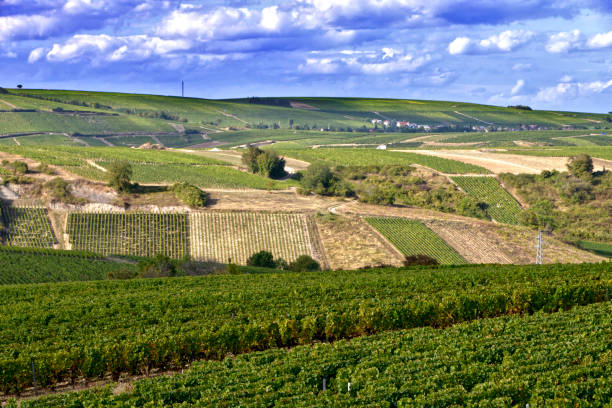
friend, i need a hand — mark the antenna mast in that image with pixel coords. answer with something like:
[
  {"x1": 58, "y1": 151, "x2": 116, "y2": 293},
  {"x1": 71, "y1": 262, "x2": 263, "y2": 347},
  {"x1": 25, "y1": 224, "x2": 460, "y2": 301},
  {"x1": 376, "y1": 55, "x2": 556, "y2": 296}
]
[
  {"x1": 535, "y1": 230, "x2": 543, "y2": 264},
  {"x1": 181, "y1": 80, "x2": 184, "y2": 97}
]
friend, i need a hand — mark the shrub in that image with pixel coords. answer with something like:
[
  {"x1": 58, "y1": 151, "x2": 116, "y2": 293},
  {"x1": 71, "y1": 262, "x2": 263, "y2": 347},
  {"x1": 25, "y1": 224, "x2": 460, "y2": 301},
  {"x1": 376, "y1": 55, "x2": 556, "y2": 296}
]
[
  {"x1": 108, "y1": 161, "x2": 133, "y2": 193},
  {"x1": 0, "y1": 87, "x2": 7, "y2": 94},
  {"x1": 7, "y1": 161, "x2": 28, "y2": 174},
  {"x1": 137, "y1": 254, "x2": 178, "y2": 278},
  {"x1": 567, "y1": 154, "x2": 593, "y2": 180},
  {"x1": 288, "y1": 255, "x2": 321, "y2": 272},
  {"x1": 107, "y1": 268, "x2": 137, "y2": 280},
  {"x1": 456, "y1": 196, "x2": 488, "y2": 219},
  {"x1": 403, "y1": 255, "x2": 439, "y2": 266},
  {"x1": 43, "y1": 178, "x2": 84, "y2": 204},
  {"x1": 246, "y1": 251, "x2": 276, "y2": 268},
  {"x1": 299, "y1": 162, "x2": 353, "y2": 197},
  {"x1": 172, "y1": 183, "x2": 208, "y2": 207},
  {"x1": 34, "y1": 164, "x2": 55, "y2": 175}
]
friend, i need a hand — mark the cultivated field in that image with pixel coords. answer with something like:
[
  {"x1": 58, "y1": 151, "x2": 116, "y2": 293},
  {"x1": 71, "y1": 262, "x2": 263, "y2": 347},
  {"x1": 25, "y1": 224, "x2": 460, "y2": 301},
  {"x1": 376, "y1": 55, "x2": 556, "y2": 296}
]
[
  {"x1": 365, "y1": 217, "x2": 466, "y2": 264},
  {"x1": 190, "y1": 212, "x2": 314, "y2": 264},
  {"x1": 67, "y1": 212, "x2": 189, "y2": 258},
  {"x1": 451, "y1": 176, "x2": 522, "y2": 224},
  {"x1": 0, "y1": 205, "x2": 55, "y2": 248}
]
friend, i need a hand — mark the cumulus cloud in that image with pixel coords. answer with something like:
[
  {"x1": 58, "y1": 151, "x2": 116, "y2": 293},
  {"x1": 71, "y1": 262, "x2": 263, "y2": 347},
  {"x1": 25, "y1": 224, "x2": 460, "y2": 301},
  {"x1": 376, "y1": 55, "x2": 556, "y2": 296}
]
[
  {"x1": 545, "y1": 29, "x2": 582, "y2": 53},
  {"x1": 299, "y1": 48, "x2": 432, "y2": 75},
  {"x1": 0, "y1": 14, "x2": 58, "y2": 42},
  {"x1": 536, "y1": 78, "x2": 612, "y2": 103},
  {"x1": 28, "y1": 47, "x2": 46, "y2": 63},
  {"x1": 587, "y1": 30, "x2": 612, "y2": 48},
  {"x1": 45, "y1": 34, "x2": 191, "y2": 63},
  {"x1": 448, "y1": 30, "x2": 534, "y2": 55}
]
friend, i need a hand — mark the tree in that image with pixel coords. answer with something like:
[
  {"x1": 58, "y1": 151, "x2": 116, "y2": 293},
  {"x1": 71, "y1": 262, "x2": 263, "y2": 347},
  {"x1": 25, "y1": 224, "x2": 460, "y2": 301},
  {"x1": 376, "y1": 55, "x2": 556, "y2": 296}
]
[
  {"x1": 241, "y1": 146, "x2": 286, "y2": 179},
  {"x1": 403, "y1": 255, "x2": 439, "y2": 266},
  {"x1": 567, "y1": 154, "x2": 593, "y2": 180},
  {"x1": 299, "y1": 163, "x2": 353, "y2": 197},
  {"x1": 288, "y1": 255, "x2": 320, "y2": 272},
  {"x1": 246, "y1": 251, "x2": 276, "y2": 268},
  {"x1": 16, "y1": 84, "x2": 22, "y2": 89},
  {"x1": 108, "y1": 161, "x2": 133, "y2": 192}
]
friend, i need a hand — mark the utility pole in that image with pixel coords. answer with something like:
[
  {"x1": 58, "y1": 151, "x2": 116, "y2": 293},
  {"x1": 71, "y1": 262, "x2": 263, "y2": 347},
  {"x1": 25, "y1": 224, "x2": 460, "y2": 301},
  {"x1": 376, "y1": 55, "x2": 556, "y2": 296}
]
[
  {"x1": 181, "y1": 80, "x2": 184, "y2": 97},
  {"x1": 535, "y1": 230, "x2": 543, "y2": 265}
]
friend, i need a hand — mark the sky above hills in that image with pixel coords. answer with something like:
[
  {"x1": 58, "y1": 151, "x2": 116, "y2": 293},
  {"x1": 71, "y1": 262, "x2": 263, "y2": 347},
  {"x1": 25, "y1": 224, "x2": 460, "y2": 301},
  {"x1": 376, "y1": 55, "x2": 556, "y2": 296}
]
[{"x1": 1, "y1": 0, "x2": 611, "y2": 112}]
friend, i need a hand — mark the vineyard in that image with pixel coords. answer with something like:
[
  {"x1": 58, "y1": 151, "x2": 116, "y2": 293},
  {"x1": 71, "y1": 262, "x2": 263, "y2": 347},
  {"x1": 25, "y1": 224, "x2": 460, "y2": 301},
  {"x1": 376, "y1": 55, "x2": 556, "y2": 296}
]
[
  {"x1": 66, "y1": 212, "x2": 189, "y2": 258},
  {"x1": 278, "y1": 148, "x2": 491, "y2": 174},
  {"x1": 0, "y1": 246, "x2": 132, "y2": 285},
  {"x1": 19, "y1": 300, "x2": 612, "y2": 407},
  {"x1": 451, "y1": 176, "x2": 522, "y2": 224},
  {"x1": 0, "y1": 205, "x2": 55, "y2": 248},
  {"x1": 189, "y1": 212, "x2": 314, "y2": 264},
  {"x1": 365, "y1": 217, "x2": 466, "y2": 264},
  {"x1": 3, "y1": 262, "x2": 609, "y2": 395}
]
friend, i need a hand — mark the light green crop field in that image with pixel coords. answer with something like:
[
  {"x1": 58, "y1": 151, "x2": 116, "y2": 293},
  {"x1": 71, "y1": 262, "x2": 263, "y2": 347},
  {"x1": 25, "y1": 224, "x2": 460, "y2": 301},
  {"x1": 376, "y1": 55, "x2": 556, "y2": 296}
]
[
  {"x1": 278, "y1": 148, "x2": 490, "y2": 174},
  {"x1": 1, "y1": 90, "x2": 608, "y2": 138},
  {"x1": 365, "y1": 217, "x2": 466, "y2": 264},
  {"x1": 451, "y1": 176, "x2": 523, "y2": 224},
  {"x1": 577, "y1": 240, "x2": 612, "y2": 258}
]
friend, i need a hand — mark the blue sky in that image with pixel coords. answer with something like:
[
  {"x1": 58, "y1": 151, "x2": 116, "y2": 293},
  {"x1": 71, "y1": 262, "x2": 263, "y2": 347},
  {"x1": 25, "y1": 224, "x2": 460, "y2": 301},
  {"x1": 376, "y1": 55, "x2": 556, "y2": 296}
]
[{"x1": 1, "y1": 0, "x2": 611, "y2": 112}]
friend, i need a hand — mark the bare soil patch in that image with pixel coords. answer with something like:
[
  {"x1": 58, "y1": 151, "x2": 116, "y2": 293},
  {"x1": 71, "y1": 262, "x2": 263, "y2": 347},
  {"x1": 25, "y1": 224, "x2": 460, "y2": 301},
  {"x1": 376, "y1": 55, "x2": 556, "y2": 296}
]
[
  {"x1": 0, "y1": 99, "x2": 17, "y2": 109},
  {"x1": 290, "y1": 101, "x2": 320, "y2": 110},
  {"x1": 206, "y1": 189, "x2": 341, "y2": 213},
  {"x1": 315, "y1": 214, "x2": 404, "y2": 270}
]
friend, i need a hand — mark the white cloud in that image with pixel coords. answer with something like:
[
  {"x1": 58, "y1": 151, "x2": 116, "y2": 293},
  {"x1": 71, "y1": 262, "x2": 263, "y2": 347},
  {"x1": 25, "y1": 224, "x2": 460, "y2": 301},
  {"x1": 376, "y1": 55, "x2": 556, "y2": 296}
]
[
  {"x1": 28, "y1": 47, "x2": 46, "y2": 63},
  {"x1": 512, "y1": 63, "x2": 532, "y2": 71},
  {"x1": 448, "y1": 30, "x2": 534, "y2": 55},
  {"x1": 0, "y1": 14, "x2": 58, "y2": 42},
  {"x1": 587, "y1": 30, "x2": 612, "y2": 49},
  {"x1": 511, "y1": 79, "x2": 525, "y2": 95},
  {"x1": 545, "y1": 29, "x2": 582, "y2": 53},
  {"x1": 45, "y1": 34, "x2": 191, "y2": 63},
  {"x1": 536, "y1": 78, "x2": 612, "y2": 102},
  {"x1": 448, "y1": 37, "x2": 471, "y2": 55}
]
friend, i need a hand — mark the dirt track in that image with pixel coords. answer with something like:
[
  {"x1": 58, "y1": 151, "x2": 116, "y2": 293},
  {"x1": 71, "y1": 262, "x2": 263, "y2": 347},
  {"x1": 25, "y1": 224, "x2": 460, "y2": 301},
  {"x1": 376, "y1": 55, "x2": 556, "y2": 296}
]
[
  {"x1": 396, "y1": 149, "x2": 571, "y2": 174},
  {"x1": 0, "y1": 99, "x2": 17, "y2": 109}
]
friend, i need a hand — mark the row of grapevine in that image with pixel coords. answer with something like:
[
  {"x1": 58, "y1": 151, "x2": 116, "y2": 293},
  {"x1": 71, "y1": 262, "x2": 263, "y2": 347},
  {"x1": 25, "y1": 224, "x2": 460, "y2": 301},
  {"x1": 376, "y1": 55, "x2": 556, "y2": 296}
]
[
  {"x1": 0, "y1": 247, "x2": 132, "y2": 285},
  {"x1": 1, "y1": 262, "x2": 610, "y2": 394},
  {"x1": 365, "y1": 217, "x2": 466, "y2": 264},
  {"x1": 190, "y1": 212, "x2": 313, "y2": 263},
  {"x1": 0, "y1": 204, "x2": 55, "y2": 248},
  {"x1": 66, "y1": 212, "x2": 189, "y2": 258},
  {"x1": 18, "y1": 301, "x2": 612, "y2": 407},
  {"x1": 451, "y1": 176, "x2": 522, "y2": 224}
]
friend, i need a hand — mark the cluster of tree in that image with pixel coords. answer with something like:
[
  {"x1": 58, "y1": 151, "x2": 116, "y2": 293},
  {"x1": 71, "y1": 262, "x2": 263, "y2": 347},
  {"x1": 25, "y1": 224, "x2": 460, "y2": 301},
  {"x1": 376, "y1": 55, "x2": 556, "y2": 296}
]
[
  {"x1": 109, "y1": 255, "x2": 226, "y2": 279},
  {"x1": 0, "y1": 160, "x2": 34, "y2": 185},
  {"x1": 1, "y1": 160, "x2": 28, "y2": 174},
  {"x1": 42, "y1": 178, "x2": 85, "y2": 204},
  {"x1": 172, "y1": 182, "x2": 208, "y2": 207},
  {"x1": 246, "y1": 250, "x2": 321, "y2": 272},
  {"x1": 507, "y1": 105, "x2": 533, "y2": 110},
  {"x1": 116, "y1": 108, "x2": 188, "y2": 122},
  {"x1": 245, "y1": 97, "x2": 292, "y2": 108},
  {"x1": 0, "y1": 87, "x2": 7, "y2": 94},
  {"x1": 245, "y1": 122, "x2": 281, "y2": 129},
  {"x1": 107, "y1": 161, "x2": 133, "y2": 193},
  {"x1": 298, "y1": 163, "x2": 354, "y2": 197},
  {"x1": 242, "y1": 146, "x2": 287, "y2": 179}
]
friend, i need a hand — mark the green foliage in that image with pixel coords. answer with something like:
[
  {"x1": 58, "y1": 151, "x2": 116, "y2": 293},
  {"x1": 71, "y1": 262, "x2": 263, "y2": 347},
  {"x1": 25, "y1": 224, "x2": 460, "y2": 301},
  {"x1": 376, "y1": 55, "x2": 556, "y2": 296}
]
[
  {"x1": 567, "y1": 153, "x2": 594, "y2": 180},
  {"x1": 138, "y1": 254, "x2": 179, "y2": 278},
  {"x1": 403, "y1": 254, "x2": 439, "y2": 266},
  {"x1": 366, "y1": 217, "x2": 466, "y2": 265},
  {"x1": 451, "y1": 176, "x2": 522, "y2": 224},
  {"x1": 0, "y1": 246, "x2": 133, "y2": 285},
  {"x1": 456, "y1": 195, "x2": 488, "y2": 219},
  {"x1": 171, "y1": 182, "x2": 208, "y2": 207},
  {"x1": 299, "y1": 162, "x2": 354, "y2": 196},
  {"x1": 241, "y1": 146, "x2": 286, "y2": 179},
  {"x1": 21, "y1": 301, "x2": 612, "y2": 407},
  {"x1": 246, "y1": 250, "x2": 276, "y2": 268},
  {"x1": 0, "y1": 262, "x2": 611, "y2": 394},
  {"x1": 288, "y1": 255, "x2": 321, "y2": 272},
  {"x1": 2, "y1": 160, "x2": 28, "y2": 174},
  {"x1": 107, "y1": 160, "x2": 132, "y2": 192},
  {"x1": 577, "y1": 240, "x2": 612, "y2": 258}
]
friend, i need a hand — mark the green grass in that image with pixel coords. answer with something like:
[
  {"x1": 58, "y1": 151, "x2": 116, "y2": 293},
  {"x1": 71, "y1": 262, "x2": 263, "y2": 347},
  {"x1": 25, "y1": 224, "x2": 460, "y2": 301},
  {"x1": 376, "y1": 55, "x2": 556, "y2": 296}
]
[
  {"x1": 501, "y1": 146, "x2": 612, "y2": 161},
  {"x1": 365, "y1": 217, "x2": 466, "y2": 264},
  {"x1": 451, "y1": 176, "x2": 523, "y2": 224},
  {"x1": 19, "y1": 301, "x2": 612, "y2": 407},
  {"x1": 278, "y1": 148, "x2": 490, "y2": 174},
  {"x1": 577, "y1": 240, "x2": 612, "y2": 258}
]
